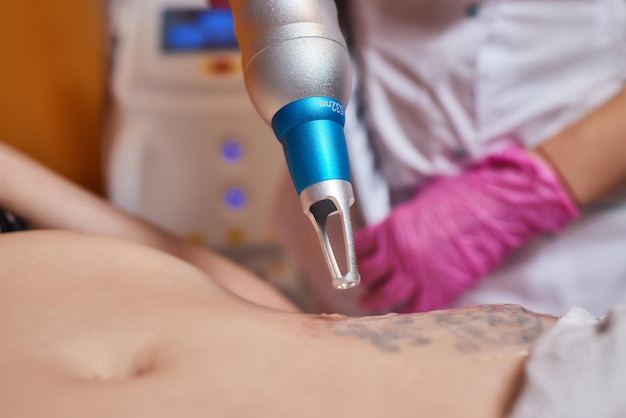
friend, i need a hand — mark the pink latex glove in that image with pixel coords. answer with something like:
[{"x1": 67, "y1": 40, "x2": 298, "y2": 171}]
[{"x1": 354, "y1": 145, "x2": 579, "y2": 313}]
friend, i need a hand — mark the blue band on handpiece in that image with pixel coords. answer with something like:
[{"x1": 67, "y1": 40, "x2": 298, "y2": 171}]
[{"x1": 271, "y1": 96, "x2": 351, "y2": 195}]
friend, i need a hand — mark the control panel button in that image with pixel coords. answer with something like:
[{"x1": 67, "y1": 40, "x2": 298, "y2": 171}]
[
  {"x1": 220, "y1": 138, "x2": 244, "y2": 163},
  {"x1": 223, "y1": 186, "x2": 247, "y2": 211}
]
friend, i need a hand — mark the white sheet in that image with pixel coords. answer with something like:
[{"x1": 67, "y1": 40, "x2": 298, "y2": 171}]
[{"x1": 509, "y1": 305, "x2": 626, "y2": 417}]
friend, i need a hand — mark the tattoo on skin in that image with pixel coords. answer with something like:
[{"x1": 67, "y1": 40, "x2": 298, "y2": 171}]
[{"x1": 314, "y1": 304, "x2": 556, "y2": 353}]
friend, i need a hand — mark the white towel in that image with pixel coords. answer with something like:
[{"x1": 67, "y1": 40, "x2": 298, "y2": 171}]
[{"x1": 509, "y1": 305, "x2": 626, "y2": 418}]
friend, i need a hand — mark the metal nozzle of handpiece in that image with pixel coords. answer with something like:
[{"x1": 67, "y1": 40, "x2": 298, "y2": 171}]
[
  {"x1": 231, "y1": 0, "x2": 360, "y2": 289},
  {"x1": 301, "y1": 180, "x2": 360, "y2": 290},
  {"x1": 272, "y1": 96, "x2": 361, "y2": 290}
]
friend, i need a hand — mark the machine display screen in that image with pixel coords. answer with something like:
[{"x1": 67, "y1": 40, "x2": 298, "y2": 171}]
[{"x1": 161, "y1": 8, "x2": 238, "y2": 52}]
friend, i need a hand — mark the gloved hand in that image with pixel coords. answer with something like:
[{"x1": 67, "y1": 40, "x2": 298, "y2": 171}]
[{"x1": 354, "y1": 145, "x2": 579, "y2": 313}]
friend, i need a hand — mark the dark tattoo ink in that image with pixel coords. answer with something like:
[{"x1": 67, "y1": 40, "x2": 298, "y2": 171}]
[
  {"x1": 432, "y1": 305, "x2": 548, "y2": 352},
  {"x1": 313, "y1": 304, "x2": 554, "y2": 353},
  {"x1": 327, "y1": 314, "x2": 432, "y2": 352}
]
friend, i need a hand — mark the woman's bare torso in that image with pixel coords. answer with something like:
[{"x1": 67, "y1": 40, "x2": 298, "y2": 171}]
[{"x1": 0, "y1": 230, "x2": 557, "y2": 418}]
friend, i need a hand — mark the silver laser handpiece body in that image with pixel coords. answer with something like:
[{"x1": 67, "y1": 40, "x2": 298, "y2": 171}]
[{"x1": 230, "y1": 0, "x2": 360, "y2": 290}]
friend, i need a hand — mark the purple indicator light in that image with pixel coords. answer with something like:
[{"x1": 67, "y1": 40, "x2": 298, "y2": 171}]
[
  {"x1": 221, "y1": 139, "x2": 244, "y2": 163},
  {"x1": 224, "y1": 187, "x2": 247, "y2": 210}
]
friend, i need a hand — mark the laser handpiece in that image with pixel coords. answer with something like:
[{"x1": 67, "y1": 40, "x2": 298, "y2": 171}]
[{"x1": 230, "y1": 0, "x2": 360, "y2": 290}]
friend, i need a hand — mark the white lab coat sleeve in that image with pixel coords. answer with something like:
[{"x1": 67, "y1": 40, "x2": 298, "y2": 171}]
[
  {"x1": 508, "y1": 306, "x2": 626, "y2": 418},
  {"x1": 344, "y1": 58, "x2": 391, "y2": 225}
]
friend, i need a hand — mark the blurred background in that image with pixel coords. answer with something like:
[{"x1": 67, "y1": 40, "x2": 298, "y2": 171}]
[{"x1": 0, "y1": 0, "x2": 309, "y2": 308}]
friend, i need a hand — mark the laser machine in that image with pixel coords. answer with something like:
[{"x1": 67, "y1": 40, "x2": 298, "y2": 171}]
[{"x1": 107, "y1": 0, "x2": 300, "y2": 295}]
